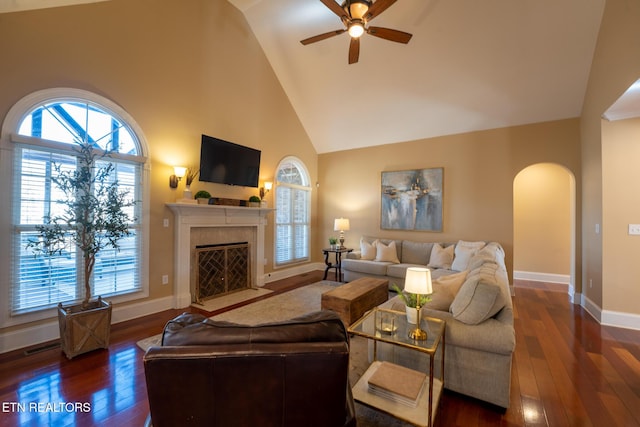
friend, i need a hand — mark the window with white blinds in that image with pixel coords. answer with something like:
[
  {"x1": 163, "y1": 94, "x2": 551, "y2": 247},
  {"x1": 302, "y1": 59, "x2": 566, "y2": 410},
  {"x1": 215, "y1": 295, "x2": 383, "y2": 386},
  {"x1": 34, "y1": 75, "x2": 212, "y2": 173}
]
[
  {"x1": 8, "y1": 98, "x2": 145, "y2": 315},
  {"x1": 274, "y1": 157, "x2": 311, "y2": 266}
]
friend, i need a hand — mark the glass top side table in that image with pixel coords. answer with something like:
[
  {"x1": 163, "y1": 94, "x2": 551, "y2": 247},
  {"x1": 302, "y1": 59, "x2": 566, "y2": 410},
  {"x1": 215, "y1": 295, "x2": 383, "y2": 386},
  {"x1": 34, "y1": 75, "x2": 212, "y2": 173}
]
[{"x1": 348, "y1": 307, "x2": 446, "y2": 427}]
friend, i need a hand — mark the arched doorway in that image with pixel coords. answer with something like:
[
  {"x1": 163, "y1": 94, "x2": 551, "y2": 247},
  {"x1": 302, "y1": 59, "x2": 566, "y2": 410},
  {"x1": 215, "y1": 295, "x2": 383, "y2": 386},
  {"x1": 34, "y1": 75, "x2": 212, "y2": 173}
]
[{"x1": 513, "y1": 163, "x2": 577, "y2": 300}]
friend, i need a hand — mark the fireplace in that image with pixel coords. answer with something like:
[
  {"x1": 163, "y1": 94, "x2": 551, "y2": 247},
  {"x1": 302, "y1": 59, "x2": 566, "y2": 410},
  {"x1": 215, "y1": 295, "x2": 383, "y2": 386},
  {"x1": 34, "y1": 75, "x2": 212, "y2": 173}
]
[
  {"x1": 167, "y1": 203, "x2": 272, "y2": 309},
  {"x1": 195, "y1": 242, "x2": 250, "y2": 303}
]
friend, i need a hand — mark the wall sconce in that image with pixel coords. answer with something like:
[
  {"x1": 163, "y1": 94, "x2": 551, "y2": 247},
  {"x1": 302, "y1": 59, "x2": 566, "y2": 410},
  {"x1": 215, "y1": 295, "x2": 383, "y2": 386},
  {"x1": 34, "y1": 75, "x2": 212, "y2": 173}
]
[
  {"x1": 259, "y1": 181, "x2": 273, "y2": 200},
  {"x1": 169, "y1": 166, "x2": 187, "y2": 189},
  {"x1": 334, "y1": 217, "x2": 350, "y2": 249}
]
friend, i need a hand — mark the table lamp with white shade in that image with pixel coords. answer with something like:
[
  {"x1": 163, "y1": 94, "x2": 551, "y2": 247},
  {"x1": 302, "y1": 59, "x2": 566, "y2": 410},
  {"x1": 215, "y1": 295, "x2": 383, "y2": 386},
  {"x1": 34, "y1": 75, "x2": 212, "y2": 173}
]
[
  {"x1": 404, "y1": 267, "x2": 433, "y2": 340},
  {"x1": 333, "y1": 218, "x2": 350, "y2": 249}
]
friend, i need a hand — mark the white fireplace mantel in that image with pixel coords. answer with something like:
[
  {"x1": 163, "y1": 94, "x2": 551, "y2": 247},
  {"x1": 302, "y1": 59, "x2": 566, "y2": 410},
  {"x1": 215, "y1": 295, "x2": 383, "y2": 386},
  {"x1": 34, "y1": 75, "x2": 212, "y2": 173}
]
[{"x1": 167, "y1": 203, "x2": 274, "y2": 308}]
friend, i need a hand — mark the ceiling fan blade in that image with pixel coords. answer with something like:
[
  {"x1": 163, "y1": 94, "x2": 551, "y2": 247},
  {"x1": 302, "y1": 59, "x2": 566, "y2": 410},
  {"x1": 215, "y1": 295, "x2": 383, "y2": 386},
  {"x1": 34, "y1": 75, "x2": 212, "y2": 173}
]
[
  {"x1": 366, "y1": 26, "x2": 412, "y2": 43},
  {"x1": 349, "y1": 37, "x2": 360, "y2": 64},
  {"x1": 321, "y1": 0, "x2": 348, "y2": 19},
  {"x1": 365, "y1": 0, "x2": 397, "y2": 20},
  {"x1": 300, "y1": 29, "x2": 346, "y2": 45}
]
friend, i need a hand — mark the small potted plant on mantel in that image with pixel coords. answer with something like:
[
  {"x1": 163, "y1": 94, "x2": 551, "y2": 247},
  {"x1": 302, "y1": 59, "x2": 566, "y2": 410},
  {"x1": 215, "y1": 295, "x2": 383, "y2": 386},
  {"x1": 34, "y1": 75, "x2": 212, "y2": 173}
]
[
  {"x1": 26, "y1": 142, "x2": 136, "y2": 359},
  {"x1": 392, "y1": 284, "x2": 432, "y2": 324},
  {"x1": 194, "y1": 190, "x2": 211, "y2": 204},
  {"x1": 248, "y1": 195, "x2": 261, "y2": 207}
]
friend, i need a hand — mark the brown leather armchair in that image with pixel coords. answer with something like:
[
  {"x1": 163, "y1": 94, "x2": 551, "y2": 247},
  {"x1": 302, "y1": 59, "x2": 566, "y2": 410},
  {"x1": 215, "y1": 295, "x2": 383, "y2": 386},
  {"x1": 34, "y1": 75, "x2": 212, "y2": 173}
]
[{"x1": 144, "y1": 310, "x2": 356, "y2": 427}]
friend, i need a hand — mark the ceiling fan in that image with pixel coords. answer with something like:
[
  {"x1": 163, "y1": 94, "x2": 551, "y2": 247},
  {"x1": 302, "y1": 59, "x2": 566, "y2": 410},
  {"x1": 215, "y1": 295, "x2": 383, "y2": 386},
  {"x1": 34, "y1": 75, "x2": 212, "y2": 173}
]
[{"x1": 300, "y1": 0, "x2": 412, "y2": 64}]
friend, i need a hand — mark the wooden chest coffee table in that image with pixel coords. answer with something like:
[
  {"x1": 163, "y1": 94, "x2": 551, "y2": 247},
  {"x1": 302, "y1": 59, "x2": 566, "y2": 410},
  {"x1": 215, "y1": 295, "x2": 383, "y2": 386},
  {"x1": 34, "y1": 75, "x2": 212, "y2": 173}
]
[{"x1": 321, "y1": 277, "x2": 389, "y2": 326}]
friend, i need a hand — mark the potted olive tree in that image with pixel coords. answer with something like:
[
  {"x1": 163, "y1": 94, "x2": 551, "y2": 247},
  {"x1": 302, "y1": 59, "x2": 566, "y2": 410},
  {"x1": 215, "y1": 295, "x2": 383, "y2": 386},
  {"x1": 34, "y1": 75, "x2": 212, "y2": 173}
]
[{"x1": 26, "y1": 142, "x2": 135, "y2": 359}]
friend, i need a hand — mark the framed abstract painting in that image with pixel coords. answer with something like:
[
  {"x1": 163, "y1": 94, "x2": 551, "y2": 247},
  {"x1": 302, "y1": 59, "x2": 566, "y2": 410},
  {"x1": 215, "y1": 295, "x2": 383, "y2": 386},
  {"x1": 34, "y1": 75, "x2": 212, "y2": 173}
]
[{"x1": 380, "y1": 168, "x2": 443, "y2": 232}]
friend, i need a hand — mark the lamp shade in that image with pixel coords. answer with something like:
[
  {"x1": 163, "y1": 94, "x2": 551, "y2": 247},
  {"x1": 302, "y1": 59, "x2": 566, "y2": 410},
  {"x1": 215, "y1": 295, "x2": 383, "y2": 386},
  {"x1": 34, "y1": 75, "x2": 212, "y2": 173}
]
[
  {"x1": 334, "y1": 218, "x2": 350, "y2": 231},
  {"x1": 404, "y1": 267, "x2": 433, "y2": 295},
  {"x1": 173, "y1": 166, "x2": 187, "y2": 178}
]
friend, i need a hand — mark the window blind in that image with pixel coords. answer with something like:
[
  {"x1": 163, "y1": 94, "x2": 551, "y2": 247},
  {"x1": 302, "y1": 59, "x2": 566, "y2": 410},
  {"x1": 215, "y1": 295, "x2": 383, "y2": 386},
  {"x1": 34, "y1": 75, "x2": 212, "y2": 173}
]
[
  {"x1": 11, "y1": 145, "x2": 142, "y2": 315},
  {"x1": 274, "y1": 159, "x2": 311, "y2": 266}
]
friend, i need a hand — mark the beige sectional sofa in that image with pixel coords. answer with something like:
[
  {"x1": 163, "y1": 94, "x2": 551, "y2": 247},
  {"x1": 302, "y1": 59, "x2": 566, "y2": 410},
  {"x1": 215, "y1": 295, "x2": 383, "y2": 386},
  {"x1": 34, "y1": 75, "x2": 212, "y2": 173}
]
[
  {"x1": 343, "y1": 238, "x2": 462, "y2": 288},
  {"x1": 344, "y1": 237, "x2": 515, "y2": 408}
]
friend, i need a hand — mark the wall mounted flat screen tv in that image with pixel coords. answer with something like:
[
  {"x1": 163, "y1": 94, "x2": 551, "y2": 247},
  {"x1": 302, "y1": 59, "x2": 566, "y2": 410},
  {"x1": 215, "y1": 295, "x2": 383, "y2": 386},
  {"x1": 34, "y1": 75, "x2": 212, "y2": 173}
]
[{"x1": 199, "y1": 134, "x2": 261, "y2": 188}]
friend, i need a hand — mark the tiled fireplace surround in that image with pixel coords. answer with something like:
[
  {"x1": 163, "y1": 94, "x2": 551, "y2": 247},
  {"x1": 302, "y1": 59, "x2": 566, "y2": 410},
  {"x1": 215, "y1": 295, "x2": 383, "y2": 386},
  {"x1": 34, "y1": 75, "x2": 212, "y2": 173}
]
[{"x1": 167, "y1": 203, "x2": 273, "y2": 308}]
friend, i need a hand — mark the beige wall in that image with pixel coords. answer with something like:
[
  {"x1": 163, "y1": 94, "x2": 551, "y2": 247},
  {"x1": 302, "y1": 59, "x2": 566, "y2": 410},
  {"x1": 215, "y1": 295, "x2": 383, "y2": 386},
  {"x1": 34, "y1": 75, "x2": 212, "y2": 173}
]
[
  {"x1": 514, "y1": 163, "x2": 573, "y2": 277},
  {"x1": 317, "y1": 119, "x2": 582, "y2": 282},
  {"x1": 0, "y1": 0, "x2": 317, "y2": 334},
  {"x1": 5, "y1": 0, "x2": 640, "y2": 339},
  {"x1": 580, "y1": 0, "x2": 640, "y2": 316},
  {"x1": 602, "y1": 118, "x2": 640, "y2": 314}
]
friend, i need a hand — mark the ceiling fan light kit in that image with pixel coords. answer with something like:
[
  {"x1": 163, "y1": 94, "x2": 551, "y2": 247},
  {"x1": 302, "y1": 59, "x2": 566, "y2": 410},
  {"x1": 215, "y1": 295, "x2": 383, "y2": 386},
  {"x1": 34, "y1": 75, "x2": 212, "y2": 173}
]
[
  {"x1": 301, "y1": 0, "x2": 412, "y2": 64},
  {"x1": 348, "y1": 21, "x2": 365, "y2": 38}
]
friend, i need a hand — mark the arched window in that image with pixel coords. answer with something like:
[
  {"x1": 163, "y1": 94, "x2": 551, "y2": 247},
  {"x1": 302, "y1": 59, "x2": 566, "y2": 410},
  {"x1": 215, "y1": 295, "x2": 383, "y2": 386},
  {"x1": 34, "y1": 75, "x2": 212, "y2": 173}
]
[
  {"x1": 0, "y1": 88, "x2": 149, "y2": 324},
  {"x1": 274, "y1": 157, "x2": 311, "y2": 266}
]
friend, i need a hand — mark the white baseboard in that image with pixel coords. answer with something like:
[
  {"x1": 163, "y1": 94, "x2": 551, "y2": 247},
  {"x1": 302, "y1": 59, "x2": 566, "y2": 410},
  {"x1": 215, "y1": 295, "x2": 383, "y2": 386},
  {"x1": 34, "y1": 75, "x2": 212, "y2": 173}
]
[
  {"x1": 263, "y1": 262, "x2": 325, "y2": 283},
  {"x1": 1, "y1": 295, "x2": 175, "y2": 354},
  {"x1": 1, "y1": 266, "x2": 329, "y2": 354},
  {"x1": 573, "y1": 290, "x2": 640, "y2": 331},
  {"x1": 581, "y1": 293, "x2": 602, "y2": 323},
  {"x1": 515, "y1": 273, "x2": 640, "y2": 331},
  {"x1": 0, "y1": 320, "x2": 60, "y2": 355},
  {"x1": 514, "y1": 270, "x2": 571, "y2": 285},
  {"x1": 602, "y1": 308, "x2": 640, "y2": 331},
  {"x1": 111, "y1": 295, "x2": 175, "y2": 324}
]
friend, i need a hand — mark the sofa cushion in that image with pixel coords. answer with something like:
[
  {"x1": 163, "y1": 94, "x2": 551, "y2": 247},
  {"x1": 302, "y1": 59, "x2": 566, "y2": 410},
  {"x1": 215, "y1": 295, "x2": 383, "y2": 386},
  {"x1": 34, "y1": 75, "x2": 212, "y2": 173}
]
[
  {"x1": 401, "y1": 241, "x2": 434, "y2": 265},
  {"x1": 450, "y1": 263, "x2": 507, "y2": 325},
  {"x1": 374, "y1": 240, "x2": 400, "y2": 263},
  {"x1": 386, "y1": 266, "x2": 458, "y2": 282},
  {"x1": 451, "y1": 240, "x2": 486, "y2": 271},
  {"x1": 467, "y1": 242, "x2": 506, "y2": 271},
  {"x1": 427, "y1": 243, "x2": 454, "y2": 269},
  {"x1": 386, "y1": 263, "x2": 426, "y2": 279},
  {"x1": 360, "y1": 238, "x2": 378, "y2": 260},
  {"x1": 341, "y1": 259, "x2": 392, "y2": 276},
  {"x1": 388, "y1": 270, "x2": 466, "y2": 311},
  {"x1": 427, "y1": 271, "x2": 468, "y2": 311},
  {"x1": 364, "y1": 237, "x2": 402, "y2": 259}
]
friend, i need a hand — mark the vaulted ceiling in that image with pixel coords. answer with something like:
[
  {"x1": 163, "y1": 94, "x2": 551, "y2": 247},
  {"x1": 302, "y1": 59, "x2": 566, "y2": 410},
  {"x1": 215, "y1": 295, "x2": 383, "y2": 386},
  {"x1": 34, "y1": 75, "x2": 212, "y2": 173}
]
[
  {"x1": 4, "y1": 0, "x2": 639, "y2": 154},
  {"x1": 229, "y1": 0, "x2": 606, "y2": 153}
]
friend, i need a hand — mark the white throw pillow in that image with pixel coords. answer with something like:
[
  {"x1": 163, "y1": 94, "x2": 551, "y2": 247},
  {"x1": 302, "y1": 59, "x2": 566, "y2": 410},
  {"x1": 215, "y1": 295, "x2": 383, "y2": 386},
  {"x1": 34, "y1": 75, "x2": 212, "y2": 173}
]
[
  {"x1": 425, "y1": 271, "x2": 468, "y2": 311},
  {"x1": 360, "y1": 238, "x2": 378, "y2": 260},
  {"x1": 467, "y1": 242, "x2": 506, "y2": 271},
  {"x1": 374, "y1": 240, "x2": 400, "y2": 263},
  {"x1": 427, "y1": 244, "x2": 454, "y2": 269},
  {"x1": 451, "y1": 241, "x2": 486, "y2": 271}
]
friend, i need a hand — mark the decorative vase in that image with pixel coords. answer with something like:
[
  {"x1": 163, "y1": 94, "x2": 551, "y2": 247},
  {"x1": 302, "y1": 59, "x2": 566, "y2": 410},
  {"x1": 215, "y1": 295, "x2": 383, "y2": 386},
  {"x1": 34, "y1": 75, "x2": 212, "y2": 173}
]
[
  {"x1": 405, "y1": 305, "x2": 419, "y2": 324},
  {"x1": 197, "y1": 198, "x2": 209, "y2": 205},
  {"x1": 183, "y1": 185, "x2": 192, "y2": 200}
]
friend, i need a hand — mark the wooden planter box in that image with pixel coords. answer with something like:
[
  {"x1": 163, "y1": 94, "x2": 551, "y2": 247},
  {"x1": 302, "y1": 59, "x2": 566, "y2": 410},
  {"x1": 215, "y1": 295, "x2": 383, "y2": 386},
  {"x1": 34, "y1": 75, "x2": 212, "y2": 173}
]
[{"x1": 58, "y1": 297, "x2": 112, "y2": 359}]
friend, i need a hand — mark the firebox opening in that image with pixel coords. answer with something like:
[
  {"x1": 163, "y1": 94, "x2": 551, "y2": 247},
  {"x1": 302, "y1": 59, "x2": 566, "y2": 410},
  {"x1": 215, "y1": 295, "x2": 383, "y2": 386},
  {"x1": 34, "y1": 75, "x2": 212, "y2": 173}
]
[{"x1": 195, "y1": 241, "x2": 250, "y2": 303}]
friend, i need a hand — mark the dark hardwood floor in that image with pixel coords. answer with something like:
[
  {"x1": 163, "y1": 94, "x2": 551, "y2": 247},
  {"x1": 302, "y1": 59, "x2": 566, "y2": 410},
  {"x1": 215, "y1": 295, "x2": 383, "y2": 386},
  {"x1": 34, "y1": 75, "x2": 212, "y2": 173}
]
[{"x1": 1, "y1": 273, "x2": 639, "y2": 426}]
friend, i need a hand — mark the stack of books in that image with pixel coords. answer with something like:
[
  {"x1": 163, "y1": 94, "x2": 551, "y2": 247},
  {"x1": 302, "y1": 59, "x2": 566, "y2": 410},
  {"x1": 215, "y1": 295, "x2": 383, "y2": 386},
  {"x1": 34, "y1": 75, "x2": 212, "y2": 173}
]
[{"x1": 367, "y1": 361, "x2": 427, "y2": 407}]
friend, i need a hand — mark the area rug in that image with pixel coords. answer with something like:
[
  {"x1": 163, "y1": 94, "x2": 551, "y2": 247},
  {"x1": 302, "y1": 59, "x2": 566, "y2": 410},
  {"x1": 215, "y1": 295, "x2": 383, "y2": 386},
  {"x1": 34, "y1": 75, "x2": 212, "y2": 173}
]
[
  {"x1": 136, "y1": 281, "x2": 342, "y2": 351},
  {"x1": 137, "y1": 280, "x2": 412, "y2": 426},
  {"x1": 191, "y1": 287, "x2": 273, "y2": 312}
]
